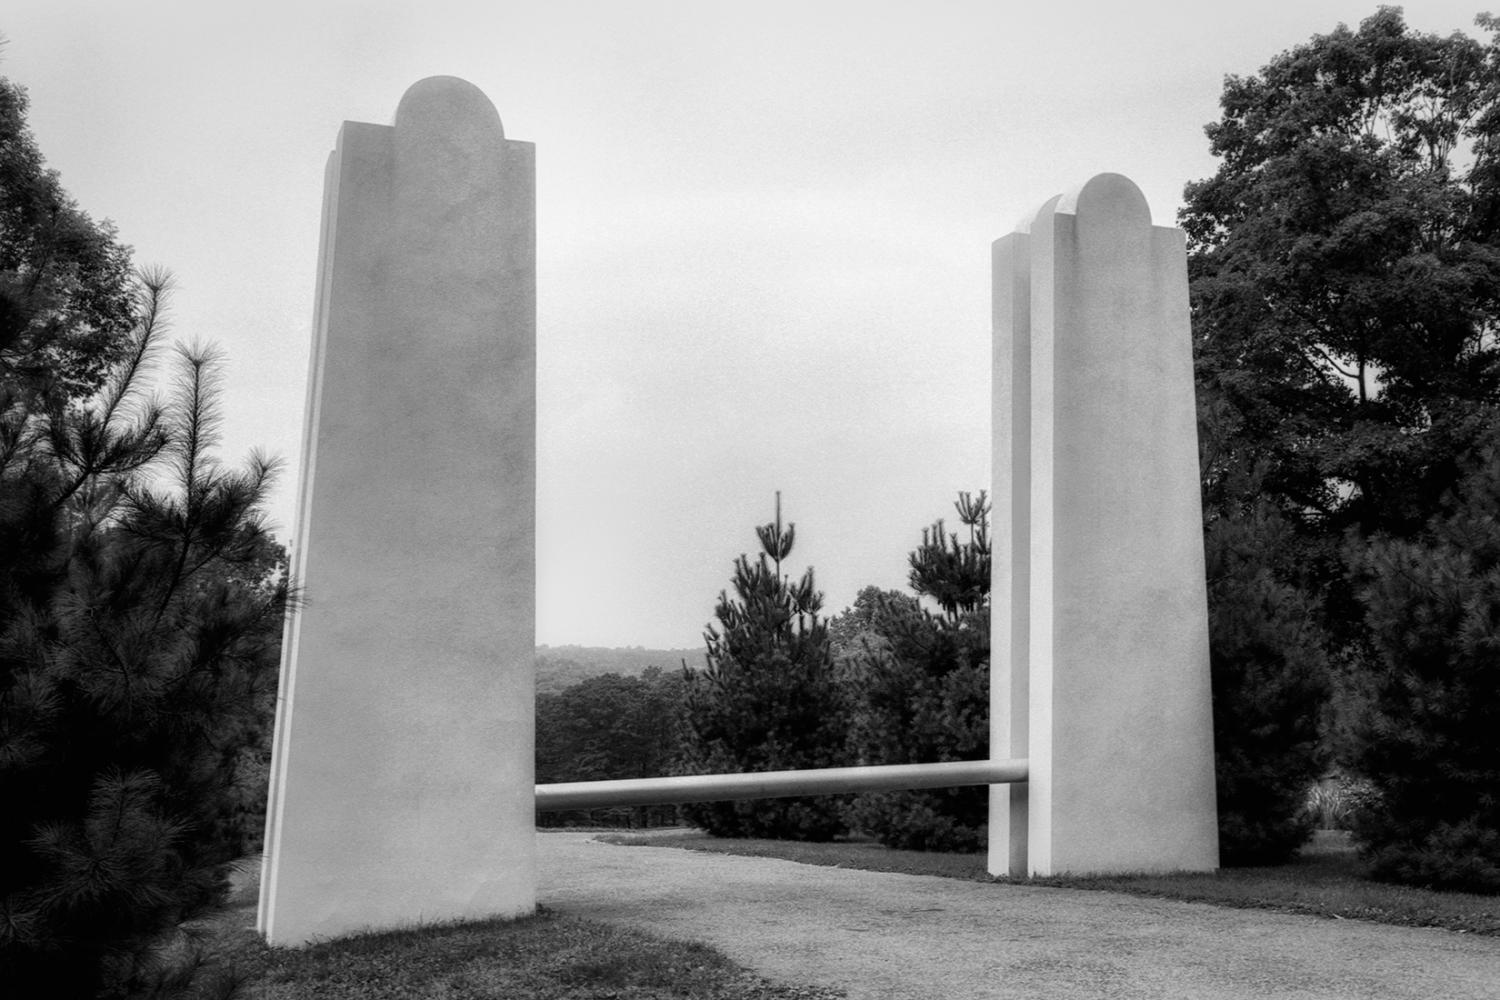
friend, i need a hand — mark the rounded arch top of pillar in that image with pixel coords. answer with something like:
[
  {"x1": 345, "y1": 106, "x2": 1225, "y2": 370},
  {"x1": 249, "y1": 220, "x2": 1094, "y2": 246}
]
[
  {"x1": 389, "y1": 76, "x2": 512, "y2": 213},
  {"x1": 394, "y1": 75, "x2": 506, "y2": 140},
  {"x1": 1054, "y1": 172, "x2": 1152, "y2": 229},
  {"x1": 1014, "y1": 193, "x2": 1063, "y2": 235}
]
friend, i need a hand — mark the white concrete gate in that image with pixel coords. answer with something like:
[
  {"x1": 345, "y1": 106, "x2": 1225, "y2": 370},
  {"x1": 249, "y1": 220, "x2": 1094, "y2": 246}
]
[{"x1": 259, "y1": 78, "x2": 1217, "y2": 947}]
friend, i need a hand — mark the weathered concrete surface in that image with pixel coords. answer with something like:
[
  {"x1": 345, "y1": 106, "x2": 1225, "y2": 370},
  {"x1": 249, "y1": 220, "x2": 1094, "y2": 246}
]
[
  {"x1": 539, "y1": 834, "x2": 1500, "y2": 1000},
  {"x1": 259, "y1": 76, "x2": 536, "y2": 945},
  {"x1": 991, "y1": 174, "x2": 1217, "y2": 877}
]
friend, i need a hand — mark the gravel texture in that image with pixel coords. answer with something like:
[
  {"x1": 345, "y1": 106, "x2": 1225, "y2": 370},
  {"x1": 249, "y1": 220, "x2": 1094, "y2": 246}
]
[{"x1": 537, "y1": 832, "x2": 1500, "y2": 1000}]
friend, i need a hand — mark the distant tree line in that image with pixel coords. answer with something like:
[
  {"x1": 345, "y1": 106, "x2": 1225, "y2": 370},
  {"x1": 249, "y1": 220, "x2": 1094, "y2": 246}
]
[
  {"x1": 536, "y1": 644, "x2": 705, "y2": 695},
  {"x1": 541, "y1": 490, "x2": 993, "y2": 850},
  {"x1": 536, "y1": 667, "x2": 685, "y2": 828}
]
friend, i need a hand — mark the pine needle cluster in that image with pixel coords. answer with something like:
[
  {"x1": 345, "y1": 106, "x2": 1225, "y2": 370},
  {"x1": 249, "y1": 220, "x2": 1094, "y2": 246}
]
[{"x1": 1, "y1": 274, "x2": 288, "y2": 995}]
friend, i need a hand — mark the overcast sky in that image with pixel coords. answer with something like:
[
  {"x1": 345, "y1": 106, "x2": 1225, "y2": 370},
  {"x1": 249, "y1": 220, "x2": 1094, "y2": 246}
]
[{"x1": 5, "y1": 2, "x2": 1490, "y2": 648}]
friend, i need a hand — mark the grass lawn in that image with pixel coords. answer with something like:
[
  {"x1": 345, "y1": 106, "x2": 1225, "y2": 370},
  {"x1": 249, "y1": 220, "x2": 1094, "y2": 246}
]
[
  {"x1": 600, "y1": 829, "x2": 1500, "y2": 937},
  {"x1": 187, "y1": 858, "x2": 844, "y2": 999},
  {"x1": 174, "y1": 828, "x2": 1497, "y2": 994}
]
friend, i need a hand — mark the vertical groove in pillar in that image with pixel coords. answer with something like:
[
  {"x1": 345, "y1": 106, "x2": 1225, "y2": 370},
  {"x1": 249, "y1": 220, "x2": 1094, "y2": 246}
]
[
  {"x1": 1026, "y1": 194, "x2": 1063, "y2": 876},
  {"x1": 989, "y1": 229, "x2": 1032, "y2": 878}
]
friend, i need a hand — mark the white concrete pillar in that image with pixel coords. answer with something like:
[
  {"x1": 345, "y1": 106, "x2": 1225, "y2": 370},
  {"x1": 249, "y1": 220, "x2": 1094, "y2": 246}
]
[
  {"x1": 989, "y1": 174, "x2": 1218, "y2": 877},
  {"x1": 259, "y1": 76, "x2": 536, "y2": 945}
]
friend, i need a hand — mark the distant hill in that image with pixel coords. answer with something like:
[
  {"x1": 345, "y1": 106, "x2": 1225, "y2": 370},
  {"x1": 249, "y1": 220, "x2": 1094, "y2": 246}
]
[{"x1": 536, "y1": 645, "x2": 706, "y2": 695}]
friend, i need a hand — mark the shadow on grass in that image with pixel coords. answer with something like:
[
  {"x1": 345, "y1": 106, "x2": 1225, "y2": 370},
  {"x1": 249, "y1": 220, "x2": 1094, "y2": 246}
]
[{"x1": 599, "y1": 829, "x2": 1500, "y2": 937}]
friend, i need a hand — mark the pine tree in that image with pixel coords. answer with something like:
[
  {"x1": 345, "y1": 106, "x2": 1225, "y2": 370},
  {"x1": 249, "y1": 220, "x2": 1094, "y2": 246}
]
[
  {"x1": 0, "y1": 273, "x2": 288, "y2": 995},
  {"x1": 677, "y1": 493, "x2": 849, "y2": 840},
  {"x1": 907, "y1": 490, "x2": 991, "y2": 623},
  {"x1": 842, "y1": 492, "x2": 990, "y2": 851},
  {"x1": 1341, "y1": 420, "x2": 1500, "y2": 892}
]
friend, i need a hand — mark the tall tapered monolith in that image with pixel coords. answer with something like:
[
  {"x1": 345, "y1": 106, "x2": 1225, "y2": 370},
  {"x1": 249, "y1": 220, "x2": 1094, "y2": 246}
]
[
  {"x1": 990, "y1": 174, "x2": 1218, "y2": 877},
  {"x1": 258, "y1": 77, "x2": 536, "y2": 945}
]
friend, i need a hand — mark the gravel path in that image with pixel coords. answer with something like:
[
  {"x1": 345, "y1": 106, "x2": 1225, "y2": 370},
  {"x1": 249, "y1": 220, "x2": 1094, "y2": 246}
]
[{"x1": 537, "y1": 832, "x2": 1500, "y2": 1000}]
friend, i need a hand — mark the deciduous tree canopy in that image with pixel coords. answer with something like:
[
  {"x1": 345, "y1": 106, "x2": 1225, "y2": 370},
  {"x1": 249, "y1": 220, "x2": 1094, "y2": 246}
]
[
  {"x1": 1185, "y1": 8, "x2": 1500, "y2": 882},
  {"x1": 1185, "y1": 6, "x2": 1500, "y2": 540},
  {"x1": 1, "y1": 76, "x2": 135, "y2": 406}
]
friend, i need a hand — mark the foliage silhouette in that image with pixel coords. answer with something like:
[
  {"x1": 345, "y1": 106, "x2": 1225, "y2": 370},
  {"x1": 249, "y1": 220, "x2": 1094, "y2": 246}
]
[
  {"x1": 841, "y1": 492, "x2": 990, "y2": 851},
  {"x1": 1, "y1": 268, "x2": 287, "y2": 993}
]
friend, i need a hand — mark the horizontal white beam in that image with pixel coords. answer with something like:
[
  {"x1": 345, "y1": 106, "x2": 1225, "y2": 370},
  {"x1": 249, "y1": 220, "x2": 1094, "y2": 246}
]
[{"x1": 535, "y1": 758, "x2": 1028, "y2": 811}]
